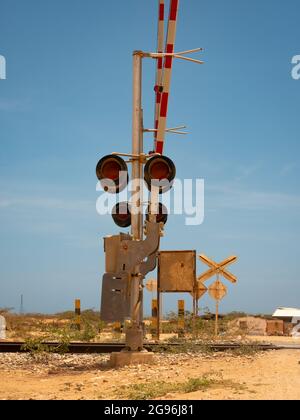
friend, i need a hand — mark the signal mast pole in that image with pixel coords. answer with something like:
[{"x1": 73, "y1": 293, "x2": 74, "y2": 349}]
[
  {"x1": 126, "y1": 51, "x2": 144, "y2": 349},
  {"x1": 97, "y1": 1, "x2": 204, "y2": 357},
  {"x1": 131, "y1": 51, "x2": 143, "y2": 242}
]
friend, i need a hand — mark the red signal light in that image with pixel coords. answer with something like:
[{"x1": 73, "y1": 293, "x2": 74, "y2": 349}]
[
  {"x1": 144, "y1": 155, "x2": 176, "y2": 194},
  {"x1": 112, "y1": 202, "x2": 131, "y2": 228},
  {"x1": 146, "y1": 202, "x2": 168, "y2": 225},
  {"x1": 96, "y1": 155, "x2": 128, "y2": 193}
]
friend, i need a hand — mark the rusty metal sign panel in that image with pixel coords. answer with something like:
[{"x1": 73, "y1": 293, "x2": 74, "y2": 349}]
[
  {"x1": 190, "y1": 280, "x2": 208, "y2": 300},
  {"x1": 196, "y1": 281, "x2": 208, "y2": 300},
  {"x1": 100, "y1": 273, "x2": 131, "y2": 322},
  {"x1": 158, "y1": 250, "x2": 196, "y2": 293},
  {"x1": 208, "y1": 279, "x2": 227, "y2": 301}
]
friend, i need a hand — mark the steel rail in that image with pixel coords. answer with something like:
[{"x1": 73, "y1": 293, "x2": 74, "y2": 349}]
[{"x1": 0, "y1": 342, "x2": 300, "y2": 354}]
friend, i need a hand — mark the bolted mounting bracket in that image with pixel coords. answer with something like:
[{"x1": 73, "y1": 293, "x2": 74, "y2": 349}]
[{"x1": 100, "y1": 221, "x2": 161, "y2": 324}]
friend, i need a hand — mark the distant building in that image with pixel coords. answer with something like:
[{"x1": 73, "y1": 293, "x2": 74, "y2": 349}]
[
  {"x1": 272, "y1": 307, "x2": 300, "y2": 324},
  {"x1": 0, "y1": 315, "x2": 6, "y2": 339}
]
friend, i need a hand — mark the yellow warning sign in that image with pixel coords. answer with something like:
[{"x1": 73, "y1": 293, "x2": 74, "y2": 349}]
[{"x1": 208, "y1": 279, "x2": 227, "y2": 301}]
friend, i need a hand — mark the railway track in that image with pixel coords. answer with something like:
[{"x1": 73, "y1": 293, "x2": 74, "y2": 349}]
[{"x1": 0, "y1": 341, "x2": 300, "y2": 354}]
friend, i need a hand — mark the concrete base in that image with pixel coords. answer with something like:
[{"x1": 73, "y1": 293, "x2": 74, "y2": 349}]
[{"x1": 110, "y1": 351, "x2": 154, "y2": 368}]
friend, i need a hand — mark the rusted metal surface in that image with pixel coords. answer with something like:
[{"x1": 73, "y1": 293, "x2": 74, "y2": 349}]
[
  {"x1": 151, "y1": 299, "x2": 159, "y2": 339},
  {"x1": 158, "y1": 250, "x2": 196, "y2": 292},
  {"x1": 190, "y1": 280, "x2": 208, "y2": 300},
  {"x1": 101, "y1": 273, "x2": 131, "y2": 322},
  {"x1": 1, "y1": 341, "x2": 300, "y2": 354},
  {"x1": 178, "y1": 300, "x2": 185, "y2": 337},
  {"x1": 104, "y1": 234, "x2": 130, "y2": 273},
  {"x1": 104, "y1": 223, "x2": 160, "y2": 275},
  {"x1": 101, "y1": 221, "x2": 161, "y2": 324},
  {"x1": 208, "y1": 279, "x2": 228, "y2": 302},
  {"x1": 198, "y1": 255, "x2": 237, "y2": 284}
]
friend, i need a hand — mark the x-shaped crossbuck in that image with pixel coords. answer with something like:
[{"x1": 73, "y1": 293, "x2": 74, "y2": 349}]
[{"x1": 198, "y1": 255, "x2": 237, "y2": 284}]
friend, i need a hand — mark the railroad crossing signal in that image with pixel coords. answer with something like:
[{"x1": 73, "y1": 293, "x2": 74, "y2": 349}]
[
  {"x1": 146, "y1": 279, "x2": 158, "y2": 293},
  {"x1": 198, "y1": 255, "x2": 237, "y2": 284},
  {"x1": 97, "y1": 0, "x2": 203, "y2": 354},
  {"x1": 96, "y1": 154, "x2": 128, "y2": 194},
  {"x1": 190, "y1": 279, "x2": 208, "y2": 319},
  {"x1": 208, "y1": 279, "x2": 227, "y2": 301},
  {"x1": 208, "y1": 278, "x2": 228, "y2": 337},
  {"x1": 195, "y1": 280, "x2": 208, "y2": 300},
  {"x1": 199, "y1": 255, "x2": 237, "y2": 336},
  {"x1": 144, "y1": 155, "x2": 176, "y2": 194}
]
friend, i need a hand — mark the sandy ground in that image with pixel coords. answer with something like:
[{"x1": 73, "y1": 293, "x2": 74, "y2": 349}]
[
  {"x1": 0, "y1": 349, "x2": 299, "y2": 400},
  {"x1": 248, "y1": 335, "x2": 300, "y2": 345}
]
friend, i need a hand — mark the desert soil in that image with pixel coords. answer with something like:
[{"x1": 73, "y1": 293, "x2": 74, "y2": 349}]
[{"x1": 0, "y1": 349, "x2": 299, "y2": 400}]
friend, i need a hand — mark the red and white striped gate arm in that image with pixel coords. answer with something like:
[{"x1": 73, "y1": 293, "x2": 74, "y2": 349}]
[
  {"x1": 154, "y1": 0, "x2": 165, "y2": 146},
  {"x1": 155, "y1": 0, "x2": 180, "y2": 155}
]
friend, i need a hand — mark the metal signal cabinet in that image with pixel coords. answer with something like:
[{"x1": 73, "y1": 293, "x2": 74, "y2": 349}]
[
  {"x1": 158, "y1": 250, "x2": 196, "y2": 293},
  {"x1": 156, "y1": 250, "x2": 197, "y2": 340}
]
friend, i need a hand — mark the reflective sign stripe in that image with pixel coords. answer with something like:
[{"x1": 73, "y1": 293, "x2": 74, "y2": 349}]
[
  {"x1": 155, "y1": 0, "x2": 180, "y2": 154},
  {"x1": 154, "y1": 1, "x2": 165, "y2": 148}
]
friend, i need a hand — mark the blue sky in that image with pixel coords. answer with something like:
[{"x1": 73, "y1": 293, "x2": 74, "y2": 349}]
[{"x1": 0, "y1": 0, "x2": 300, "y2": 315}]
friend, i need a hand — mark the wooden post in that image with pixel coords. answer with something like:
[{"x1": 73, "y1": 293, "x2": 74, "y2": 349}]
[
  {"x1": 192, "y1": 293, "x2": 196, "y2": 338},
  {"x1": 113, "y1": 322, "x2": 122, "y2": 339},
  {"x1": 193, "y1": 294, "x2": 196, "y2": 317},
  {"x1": 75, "y1": 299, "x2": 81, "y2": 331},
  {"x1": 215, "y1": 300, "x2": 219, "y2": 337},
  {"x1": 157, "y1": 285, "x2": 161, "y2": 341},
  {"x1": 151, "y1": 299, "x2": 158, "y2": 340},
  {"x1": 178, "y1": 300, "x2": 185, "y2": 338},
  {"x1": 113, "y1": 322, "x2": 121, "y2": 333}
]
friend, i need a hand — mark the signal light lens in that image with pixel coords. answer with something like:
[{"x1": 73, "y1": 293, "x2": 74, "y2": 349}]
[
  {"x1": 96, "y1": 155, "x2": 128, "y2": 193},
  {"x1": 146, "y1": 202, "x2": 168, "y2": 225},
  {"x1": 149, "y1": 161, "x2": 170, "y2": 180},
  {"x1": 144, "y1": 155, "x2": 176, "y2": 194},
  {"x1": 112, "y1": 202, "x2": 131, "y2": 228},
  {"x1": 102, "y1": 160, "x2": 122, "y2": 181}
]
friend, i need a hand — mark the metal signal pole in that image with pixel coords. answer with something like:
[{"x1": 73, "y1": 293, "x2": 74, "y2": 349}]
[
  {"x1": 131, "y1": 51, "x2": 143, "y2": 242},
  {"x1": 126, "y1": 51, "x2": 144, "y2": 350}
]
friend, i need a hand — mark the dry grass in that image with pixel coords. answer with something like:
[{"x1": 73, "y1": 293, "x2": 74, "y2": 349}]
[
  {"x1": 2, "y1": 310, "x2": 262, "y2": 351},
  {"x1": 117, "y1": 374, "x2": 245, "y2": 400},
  {"x1": 1, "y1": 310, "x2": 105, "y2": 342}
]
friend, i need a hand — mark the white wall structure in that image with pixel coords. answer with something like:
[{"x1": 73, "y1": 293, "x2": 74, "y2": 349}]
[
  {"x1": 291, "y1": 324, "x2": 300, "y2": 338},
  {"x1": 272, "y1": 307, "x2": 300, "y2": 322},
  {"x1": 0, "y1": 315, "x2": 6, "y2": 339}
]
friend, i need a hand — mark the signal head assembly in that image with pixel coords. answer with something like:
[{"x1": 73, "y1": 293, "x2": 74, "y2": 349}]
[
  {"x1": 144, "y1": 155, "x2": 176, "y2": 194},
  {"x1": 112, "y1": 202, "x2": 132, "y2": 228},
  {"x1": 96, "y1": 154, "x2": 129, "y2": 194}
]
